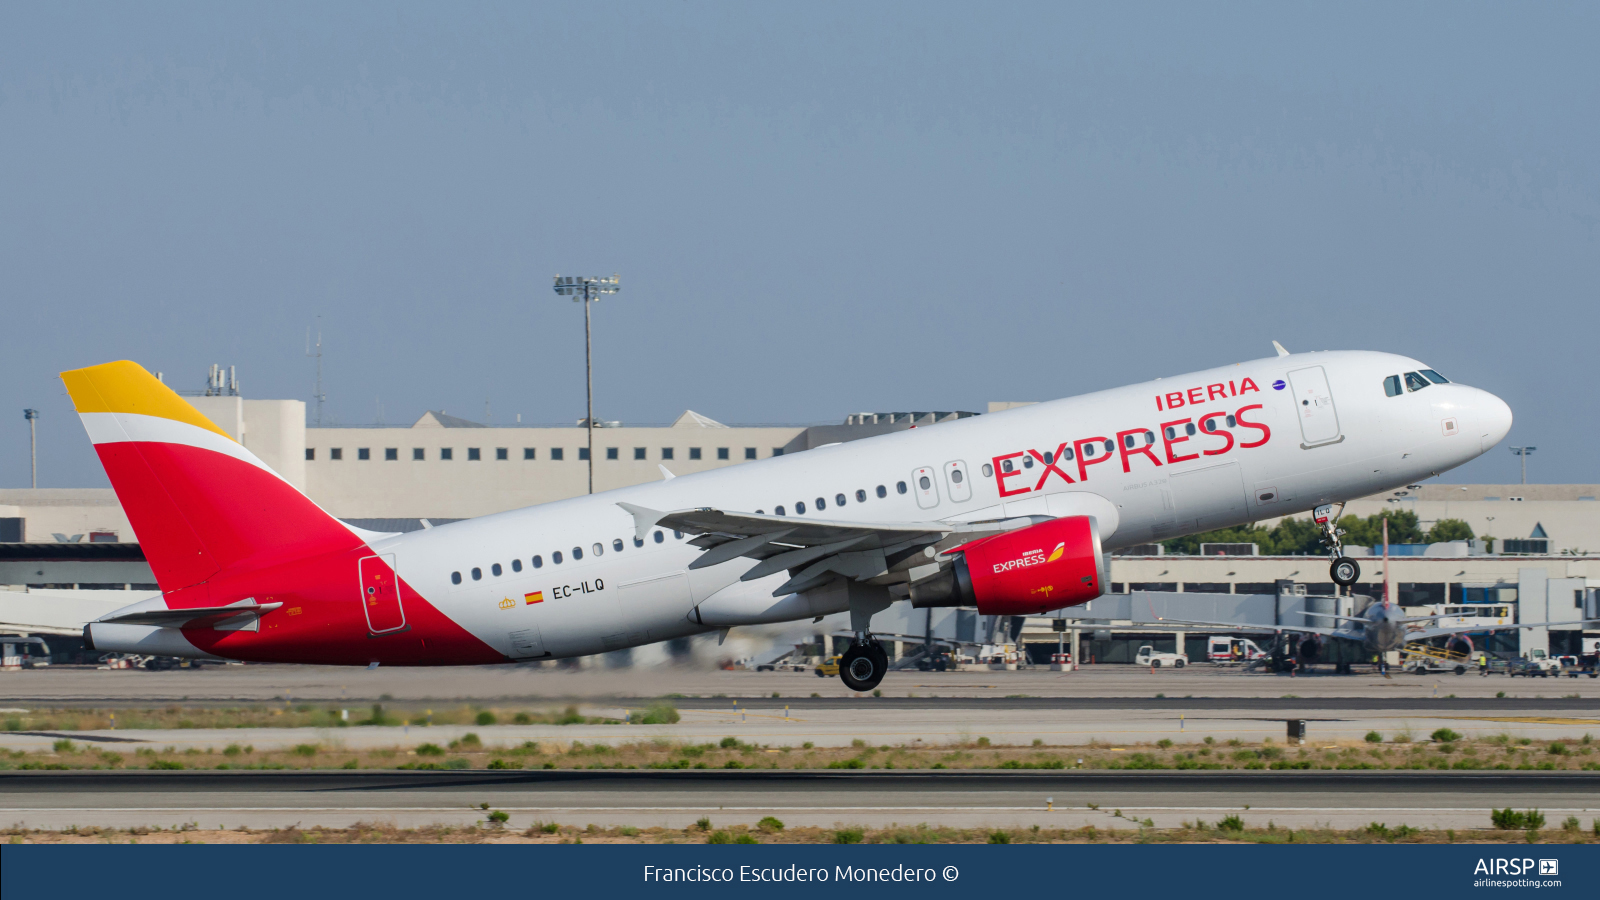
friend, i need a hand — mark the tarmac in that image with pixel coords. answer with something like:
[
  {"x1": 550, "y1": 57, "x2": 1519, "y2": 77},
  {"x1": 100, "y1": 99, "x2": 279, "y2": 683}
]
[
  {"x1": 3, "y1": 664, "x2": 1596, "y2": 832},
  {"x1": 1, "y1": 770, "x2": 1594, "y2": 832}
]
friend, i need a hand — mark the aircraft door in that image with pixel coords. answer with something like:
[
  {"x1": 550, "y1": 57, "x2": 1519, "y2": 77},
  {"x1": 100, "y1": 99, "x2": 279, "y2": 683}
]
[
  {"x1": 358, "y1": 554, "x2": 406, "y2": 634},
  {"x1": 911, "y1": 466, "x2": 940, "y2": 509},
  {"x1": 943, "y1": 460, "x2": 972, "y2": 503},
  {"x1": 1287, "y1": 366, "x2": 1342, "y2": 446}
]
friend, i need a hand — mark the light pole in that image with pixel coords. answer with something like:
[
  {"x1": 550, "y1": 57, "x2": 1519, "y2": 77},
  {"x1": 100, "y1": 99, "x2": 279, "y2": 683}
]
[
  {"x1": 1509, "y1": 446, "x2": 1536, "y2": 485},
  {"x1": 552, "y1": 274, "x2": 620, "y2": 494},
  {"x1": 23, "y1": 409, "x2": 39, "y2": 489}
]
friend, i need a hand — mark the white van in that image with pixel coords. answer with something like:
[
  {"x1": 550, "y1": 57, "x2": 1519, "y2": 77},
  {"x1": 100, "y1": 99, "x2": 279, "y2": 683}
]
[{"x1": 1208, "y1": 636, "x2": 1266, "y2": 664}]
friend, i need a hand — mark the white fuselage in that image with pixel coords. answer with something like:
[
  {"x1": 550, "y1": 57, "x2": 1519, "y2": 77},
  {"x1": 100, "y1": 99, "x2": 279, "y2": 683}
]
[{"x1": 361, "y1": 350, "x2": 1511, "y2": 661}]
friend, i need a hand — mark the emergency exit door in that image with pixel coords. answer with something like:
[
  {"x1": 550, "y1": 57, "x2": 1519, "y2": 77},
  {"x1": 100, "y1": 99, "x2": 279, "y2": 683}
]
[
  {"x1": 1287, "y1": 366, "x2": 1342, "y2": 446},
  {"x1": 359, "y1": 554, "x2": 407, "y2": 634}
]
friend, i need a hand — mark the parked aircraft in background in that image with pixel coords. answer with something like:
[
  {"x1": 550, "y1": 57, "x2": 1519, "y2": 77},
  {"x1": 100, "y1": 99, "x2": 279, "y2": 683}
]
[{"x1": 71, "y1": 345, "x2": 1512, "y2": 690}]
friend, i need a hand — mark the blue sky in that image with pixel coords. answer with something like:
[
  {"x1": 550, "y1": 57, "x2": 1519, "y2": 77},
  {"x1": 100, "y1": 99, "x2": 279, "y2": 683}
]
[{"x1": 2, "y1": 2, "x2": 1596, "y2": 487}]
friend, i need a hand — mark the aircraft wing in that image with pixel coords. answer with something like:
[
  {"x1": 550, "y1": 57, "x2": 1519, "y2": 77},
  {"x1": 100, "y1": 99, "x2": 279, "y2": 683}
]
[
  {"x1": 1406, "y1": 619, "x2": 1598, "y2": 643},
  {"x1": 1144, "y1": 615, "x2": 1354, "y2": 640},
  {"x1": 1304, "y1": 611, "x2": 1372, "y2": 624},
  {"x1": 617, "y1": 503, "x2": 966, "y2": 596}
]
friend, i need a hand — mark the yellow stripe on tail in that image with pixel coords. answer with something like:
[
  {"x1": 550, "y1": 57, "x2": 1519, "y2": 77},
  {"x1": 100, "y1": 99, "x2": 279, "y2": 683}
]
[{"x1": 61, "y1": 360, "x2": 234, "y2": 441}]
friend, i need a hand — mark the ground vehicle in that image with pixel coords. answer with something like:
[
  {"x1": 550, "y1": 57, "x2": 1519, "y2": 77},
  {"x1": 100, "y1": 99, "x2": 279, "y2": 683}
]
[
  {"x1": 1507, "y1": 655, "x2": 1559, "y2": 677},
  {"x1": 1135, "y1": 645, "x2": 1188, "y2": 668},
  {"x1": 814, "y1": 655, "x2": 841, "y2": 677},
  {"x1": 1207, "y1": 636, "x2": 1266, "y2": 663}
]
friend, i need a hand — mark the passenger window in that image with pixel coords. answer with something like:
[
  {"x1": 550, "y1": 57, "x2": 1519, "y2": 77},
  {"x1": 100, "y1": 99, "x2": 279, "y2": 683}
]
[
  {"x1": 950, "y1": 469, "x2": 963, "y2": 484},
  {"x1": 755, "y1": 510, "x2": 764, "y2": 515},
  {"x1": 1404, "y1": 372, "x2": 1431, "y2": 392},
  {"x1": 1144, "y1": 431, "x2": 1155, "y2": 445},
  {"x1": 919, "y1": 475, "x2": 931, "y2": 490},
  {"x1": 1123, "y1": 434, "x2": 1135, "y2": 449},
  {"x1": 674, "y1": 531, "x2": 683, "y2": 539},
  {"x1": 613, "y1": 539, "x2": 624, "y2": 552},
  {"x1": 471, "y1": 567, "x2": 482, "y2": 581},
  {"x1": 512, "y1": 559, "x2": 522, "y2": 572},
  {"x1": 775, "y1": 505, "x2": 786, "y2": 516},
  {"x1": 796, "y1": 501, "x2": 807, "y2": 514},
  {"x1": 1002, "y1": 458, "x2": 1014, "y2": 473},
  {"x1": 572, "y1": 546, "x2": 583, "y2": 560},
  {"x1": 1061, "y1": 448, "x2": 1074, "y2": 460},
  {"x1": 1042, "y1": 451, "x2": 1053, "y2": 465},
  {"x1": 1022, "y1": 455, "x2": 1033, "y2": 468},
  {"x1": 1421, "y1": 369, "x2": 1449, "y2": 384},
  {"x1": 1384, "y1": 375, "x2": 1402, "y2": 397},
  {"x1": 896, "y1": 481, "x2": 908, "y2": 494},
  {"x1": 981, "y1": 464, "x2": 993, "y2": 477},
  {"x1": 653, "y1": 530, "x2": 664, "y2": 543},
  {"x1": 633, "y1": 537, "x2": 643, "y2": 547},
  {"x1": 491, "y1": 563, "x2": 502, "y2": 577},
  {"x1": 876, "y1": 485, "x2": 888, "y2": 498},
  {"x1": 1083, "y1": 443, "x2": 1094, "y2": 457},
  {"x1": 855, "y1": 490, "x2": 866, "y2": 502},
  {"x1": 1225, "y1": 415, "x2": 1236, "y2": 428},
  {"x1": 1165, "y1": 426, "x2": 1176, "y2": 440},
  {"x1": 1103, "y1": 440, "x2": 1114, "y2": 453},
  {"x1": 451, "y1": 571, "x2": 461, "y2": 585},
  {"x1": 592, "y1": 542, "x2": 603, "y2": 556},
  {"x1": 553, "y1": 551, "x2": 563, "y2": 564},
  {"x1": 1186, "y1": 423, "x2": 1195, "y2": 436},
  {"x1": 815, "y1": 497, "x2": 826, "y2": 510},
  {"x1": 532, "y1": 555, "x2": 543, "y2": 568}
]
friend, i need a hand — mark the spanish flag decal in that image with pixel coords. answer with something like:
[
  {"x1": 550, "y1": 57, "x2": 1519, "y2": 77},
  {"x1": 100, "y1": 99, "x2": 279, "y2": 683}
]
[
  {"x1": 525, "y1": 591, "x2": 544, "y2": 605},
  {"x1": 1046, "y1": 542, "x2": 1066, "y2": 563}
]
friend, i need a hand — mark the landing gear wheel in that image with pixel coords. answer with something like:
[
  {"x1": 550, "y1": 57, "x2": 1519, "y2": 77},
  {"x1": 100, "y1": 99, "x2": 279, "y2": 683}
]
[
  {"x1": 839, "y1": 642, "x2": 887, "y2": 692},
  {"x1": 1330, "y1": 557, "x2": 1361, "y2": 587}
]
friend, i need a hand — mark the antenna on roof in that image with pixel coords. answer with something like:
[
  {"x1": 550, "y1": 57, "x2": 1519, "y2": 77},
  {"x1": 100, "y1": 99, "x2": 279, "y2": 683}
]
[{"x1": 306, "y1": 318, "x2": 326, "y2": 427}]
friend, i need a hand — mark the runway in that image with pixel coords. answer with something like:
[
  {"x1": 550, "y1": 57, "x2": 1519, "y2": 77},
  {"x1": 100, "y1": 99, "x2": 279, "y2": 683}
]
[{"x1": 2, "y1": 770, "x2": 1593, "y2": 832}]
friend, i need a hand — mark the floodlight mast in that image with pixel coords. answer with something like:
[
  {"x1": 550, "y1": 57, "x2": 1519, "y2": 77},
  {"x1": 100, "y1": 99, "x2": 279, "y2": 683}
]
[
  {"x1": 1509, "y1": 446, "x2": 1536, "y2": 485},
  {"x1": 552, "y1": 274, "x2": 620, "y2": 494}
]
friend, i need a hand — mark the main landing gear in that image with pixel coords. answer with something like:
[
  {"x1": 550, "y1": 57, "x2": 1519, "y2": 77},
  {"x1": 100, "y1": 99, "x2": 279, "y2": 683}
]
[
  {"x1": 839, "y1": 635, "x2": 888, "y2": 692},
  {"x1": 1315, "y1": 503, "x2": 1361, "y2": 588}
]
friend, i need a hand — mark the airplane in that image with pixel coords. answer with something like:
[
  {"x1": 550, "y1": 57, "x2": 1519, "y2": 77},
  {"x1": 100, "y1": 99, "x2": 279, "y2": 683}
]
[
  {"x1": 1152, "y1": 517, "x2": 1597, "y2": 673},
  {"x1": 1155, "y1": 592, "x2": 1566, "y2": 674},
  {"x1": 71, "y1": 346, "x2": 1513, "y2": 692}
]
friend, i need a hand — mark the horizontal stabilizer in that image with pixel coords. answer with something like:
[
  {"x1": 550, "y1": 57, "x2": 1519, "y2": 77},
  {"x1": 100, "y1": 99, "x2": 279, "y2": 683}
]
[{"x1": 97, "y1": 601, "x2": 282, "y2": 628}]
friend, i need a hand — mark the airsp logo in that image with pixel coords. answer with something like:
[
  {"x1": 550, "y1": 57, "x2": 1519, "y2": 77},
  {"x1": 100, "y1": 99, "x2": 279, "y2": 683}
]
[{"x1": 1473, "y1": 858, "x2": 1555, "y2": 876}]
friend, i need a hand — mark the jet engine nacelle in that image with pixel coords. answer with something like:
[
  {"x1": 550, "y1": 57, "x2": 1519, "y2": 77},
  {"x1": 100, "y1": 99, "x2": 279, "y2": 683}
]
[{"x1": 909, "y1": 516, "x2": 1106, "y2": 616}]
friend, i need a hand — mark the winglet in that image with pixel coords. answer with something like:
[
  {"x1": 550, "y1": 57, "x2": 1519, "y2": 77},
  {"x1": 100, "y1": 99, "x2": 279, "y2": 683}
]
[
  {"x1": 1272, "y1": 340, "x2": 1290, "y2": 357},
  {"x1": 658, "y1": 464, "x2": 676, "y2": 481},
  {"x1": 616, "y1": 502, "x2": 667, "y2": 541}
]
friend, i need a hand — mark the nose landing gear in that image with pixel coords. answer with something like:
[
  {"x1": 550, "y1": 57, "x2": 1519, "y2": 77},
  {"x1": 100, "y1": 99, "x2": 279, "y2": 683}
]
[
  {"x1": 838, "y1": 635, "x2": 888, "y2": 692},
  {"x1": 1314, "y1": 503, "x2": 1362, "y2": 587}
]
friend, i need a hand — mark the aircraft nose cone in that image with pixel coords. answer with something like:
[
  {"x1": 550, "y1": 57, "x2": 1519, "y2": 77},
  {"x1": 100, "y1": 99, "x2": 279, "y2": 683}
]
[{"x1": 1479, "y1": 390, "x2": 1513, "y2": 452}]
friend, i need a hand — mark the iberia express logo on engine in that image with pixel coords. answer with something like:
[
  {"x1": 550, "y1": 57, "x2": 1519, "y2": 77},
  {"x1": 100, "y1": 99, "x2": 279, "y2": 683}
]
[{"x1": 992, "y1": 542, "x2": 1066, "y2": 574}]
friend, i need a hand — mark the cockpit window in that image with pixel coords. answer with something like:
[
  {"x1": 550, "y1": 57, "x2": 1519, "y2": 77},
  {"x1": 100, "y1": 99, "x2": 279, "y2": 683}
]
[
  {"x1": 1383, "y1": 375, "x2": 1402, "y2": 397},
  {"x1": 1420, "y1": 369, "x2": 1449, "y2": 384},
  {"x1": 1403, "y1": 372, "x2": 1431, "y2": 392}
]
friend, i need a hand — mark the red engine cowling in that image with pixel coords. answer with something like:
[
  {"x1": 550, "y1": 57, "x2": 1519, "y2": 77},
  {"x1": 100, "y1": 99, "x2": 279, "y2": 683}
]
[{"x1": 909, "y1": 515, "x2": 1106, "y2": 616}]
